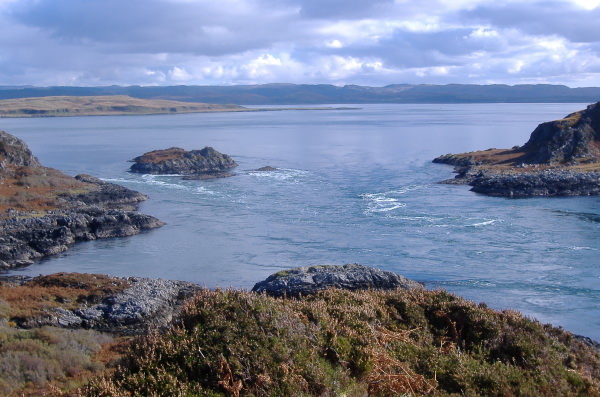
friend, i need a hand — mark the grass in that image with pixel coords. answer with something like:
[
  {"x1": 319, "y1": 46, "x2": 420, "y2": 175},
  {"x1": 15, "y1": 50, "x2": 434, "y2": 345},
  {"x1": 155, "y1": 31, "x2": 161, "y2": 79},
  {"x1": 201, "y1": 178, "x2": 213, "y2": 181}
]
[
  {"x1": 0, "y1": 273, "x2": 130, "y2": 325},
  {"x1": 85, "y1": 287, "x2": 600, "y2": 396},
  {"x1": 0, "y1": 273, "x2": 135, "y2": 396},
  {"x1": 0, "y1": 96, "x2": 248, "y2": 117},
  {"x1": 0, "y1": 164, "x2": 98, "y2": 216}
]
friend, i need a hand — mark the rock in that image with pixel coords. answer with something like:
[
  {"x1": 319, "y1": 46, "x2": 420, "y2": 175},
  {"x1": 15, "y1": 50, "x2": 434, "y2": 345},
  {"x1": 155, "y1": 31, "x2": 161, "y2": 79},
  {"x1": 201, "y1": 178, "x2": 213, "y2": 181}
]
[
  {"x1": 433, "y1": 102, "x2": 600, "y2": 197},
  {"x1": 0, "y1": 130, "x2": 41, "y2": 168},
  {"x1": 74, "y1": 277, "x2": 200, "y2": 334},
  {"x1": 0, "y1": 130, "x2": 164, "y2": 269},
  {"x1": 181, "y1": 171, "x2": 235, "y2": 180},
  {"x1": 129, "y1": 146, "x2": 237, "y2": 177},
  {"x1": 255, "y1": 166, "x2": 278, "y2": 171},
  {"x1": 252, "y1": 263, "x2": 423, "y2": 298},
  {"x1": 2, "y1": 273, "x2": 201, "y2": 335}
]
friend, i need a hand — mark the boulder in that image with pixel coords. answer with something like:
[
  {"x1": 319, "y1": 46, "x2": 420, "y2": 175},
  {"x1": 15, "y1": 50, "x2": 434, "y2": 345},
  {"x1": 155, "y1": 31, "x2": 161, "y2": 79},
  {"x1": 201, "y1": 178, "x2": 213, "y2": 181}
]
[{"x1": 252, "y1": 263, "x2": 423, "y2": 297}]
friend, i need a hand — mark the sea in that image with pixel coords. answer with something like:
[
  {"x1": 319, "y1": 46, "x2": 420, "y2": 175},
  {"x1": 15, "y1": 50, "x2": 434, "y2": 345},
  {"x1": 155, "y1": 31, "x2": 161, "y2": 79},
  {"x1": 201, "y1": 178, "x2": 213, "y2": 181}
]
[{"x1": 1, "y1": 103, "x2": 599, "y2": 340}]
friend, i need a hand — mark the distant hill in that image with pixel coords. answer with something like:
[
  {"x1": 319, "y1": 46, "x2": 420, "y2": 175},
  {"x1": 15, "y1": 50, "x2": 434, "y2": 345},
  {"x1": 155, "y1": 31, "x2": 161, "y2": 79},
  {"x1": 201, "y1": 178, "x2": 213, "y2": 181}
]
[
  {"x1": 0, "y1": 84, "x2": 599, "y2": 105},
  {"x1": 0, "y1": 95, "x2": 247, "y2": 117}
]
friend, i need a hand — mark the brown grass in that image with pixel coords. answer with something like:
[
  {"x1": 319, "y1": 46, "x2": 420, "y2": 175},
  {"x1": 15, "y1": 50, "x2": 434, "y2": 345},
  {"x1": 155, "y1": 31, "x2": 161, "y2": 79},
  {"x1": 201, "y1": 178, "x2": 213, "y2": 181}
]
[
  {"x1": 0, "y1": 95, "x2": 247, "y2": 117},
  {"x1": 0, "y1": 164, "x2": 97, "y2": 216},
  {"x1": 133, "y1": 147, "x2": 188, "y2": 164},
  {"x1": 0, "y1": 273, "x2": 130, "y2": 321}
]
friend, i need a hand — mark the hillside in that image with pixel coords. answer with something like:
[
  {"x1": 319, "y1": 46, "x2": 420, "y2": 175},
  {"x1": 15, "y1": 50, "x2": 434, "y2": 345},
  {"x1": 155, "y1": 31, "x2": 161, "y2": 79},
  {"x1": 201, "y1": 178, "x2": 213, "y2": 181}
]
[
  {"x1": 1, "y1": 84, "x2": 600, "y2": 105},
  {"x1": 433, "y1": 102, "x2": 600, "y2": 197},
  {"x1": 0, "y1": 95, "x2": 247, "y2": 117}
]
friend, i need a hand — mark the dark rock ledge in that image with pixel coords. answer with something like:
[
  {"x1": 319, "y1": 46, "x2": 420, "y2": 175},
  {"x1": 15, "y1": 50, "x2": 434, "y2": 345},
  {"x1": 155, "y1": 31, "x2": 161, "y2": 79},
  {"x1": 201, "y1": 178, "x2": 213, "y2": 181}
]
[{"x1": 0, "y1": 175, "x2": 164, "y2": 269}]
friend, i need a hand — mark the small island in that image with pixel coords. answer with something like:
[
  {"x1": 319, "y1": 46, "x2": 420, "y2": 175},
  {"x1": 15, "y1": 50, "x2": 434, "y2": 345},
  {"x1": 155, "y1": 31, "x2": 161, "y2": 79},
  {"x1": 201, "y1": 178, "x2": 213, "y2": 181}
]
[
  {"x1": 434, "y1": 102, "x2": 600, "y2": 197},
  {"x1": 129, "y1": 146, "x2": 238, "y2": 179}
]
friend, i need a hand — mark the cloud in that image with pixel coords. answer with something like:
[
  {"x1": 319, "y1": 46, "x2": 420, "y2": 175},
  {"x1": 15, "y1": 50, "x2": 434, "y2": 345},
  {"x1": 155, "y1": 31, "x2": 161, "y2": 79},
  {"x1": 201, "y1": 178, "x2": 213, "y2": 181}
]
[{"x1": 0, "y1": 0, "x2": 599, "y2": 86}]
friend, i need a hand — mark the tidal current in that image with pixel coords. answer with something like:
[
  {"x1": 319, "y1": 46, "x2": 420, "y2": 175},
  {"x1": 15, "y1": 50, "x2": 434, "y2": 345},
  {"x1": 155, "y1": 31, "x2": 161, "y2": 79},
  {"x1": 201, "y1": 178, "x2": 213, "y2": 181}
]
[{"x1": 2, "y1": 103, "x2": 599, "y2": 339}]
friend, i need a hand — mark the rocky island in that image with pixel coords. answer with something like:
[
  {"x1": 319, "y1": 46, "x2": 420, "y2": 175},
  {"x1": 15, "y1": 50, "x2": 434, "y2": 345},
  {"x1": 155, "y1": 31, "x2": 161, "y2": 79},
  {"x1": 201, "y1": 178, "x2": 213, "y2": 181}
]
[
  {"x1": 129, "y1": 146, "x2": 238, "y2": 179},
  {"x1": 434, "y1": 101, "x2": 600, "y2": 197},
  {"x1": 0, "y1": 130, "x2": 163, "y2": 269}
]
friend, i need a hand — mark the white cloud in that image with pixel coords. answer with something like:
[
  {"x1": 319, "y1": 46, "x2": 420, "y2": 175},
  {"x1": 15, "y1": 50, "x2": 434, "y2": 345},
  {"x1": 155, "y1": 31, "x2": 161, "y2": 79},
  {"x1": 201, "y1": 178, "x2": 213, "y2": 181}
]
[{"x1": 0, "y1": 0, "x2": 598, "y2": 86}]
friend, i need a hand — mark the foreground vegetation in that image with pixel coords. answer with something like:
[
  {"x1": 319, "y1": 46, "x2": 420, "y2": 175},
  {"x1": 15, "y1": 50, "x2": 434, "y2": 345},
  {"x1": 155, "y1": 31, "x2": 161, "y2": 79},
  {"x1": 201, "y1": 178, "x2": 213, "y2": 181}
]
[{"x1": 86, "y1": 288, "x2": 599, "y2": 396}]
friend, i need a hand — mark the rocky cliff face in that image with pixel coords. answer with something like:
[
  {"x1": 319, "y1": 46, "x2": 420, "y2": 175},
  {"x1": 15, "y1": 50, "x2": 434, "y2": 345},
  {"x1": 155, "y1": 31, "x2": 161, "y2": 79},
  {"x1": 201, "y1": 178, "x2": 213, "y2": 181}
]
[
  {"x1": 433, "y1": 102, "x2": 600, "y2": 197},
  {"x1": 0, "y1": 131, "x2": 164, "y2": 269},
  {"x1": 520, "y1": 102, "x2": 600, "y2": 164},
  {"x1": 129, "y1": 146, "x2": 237, "y2": 176}
]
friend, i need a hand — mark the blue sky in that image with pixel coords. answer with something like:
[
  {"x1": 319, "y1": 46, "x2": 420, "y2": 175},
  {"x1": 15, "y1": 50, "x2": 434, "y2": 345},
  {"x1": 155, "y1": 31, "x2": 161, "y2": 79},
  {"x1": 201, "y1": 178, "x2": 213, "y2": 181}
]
[{"x1": 1, "y1": 0, "x2": 599, "y2": 87}]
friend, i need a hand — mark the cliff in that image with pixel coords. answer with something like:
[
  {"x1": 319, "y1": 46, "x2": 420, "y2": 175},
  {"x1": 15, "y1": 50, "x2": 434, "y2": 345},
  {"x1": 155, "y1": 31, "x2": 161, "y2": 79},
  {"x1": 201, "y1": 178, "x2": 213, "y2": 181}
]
[
  {"x1": 129, "y1": 146, "x2": 237, "y2": 177},
  {"x1": 434, "y1": 102, "x2": 600, "y2": 197},
  {"x1": 0, "y1": 130, "x2": 164, "y2": 269}
]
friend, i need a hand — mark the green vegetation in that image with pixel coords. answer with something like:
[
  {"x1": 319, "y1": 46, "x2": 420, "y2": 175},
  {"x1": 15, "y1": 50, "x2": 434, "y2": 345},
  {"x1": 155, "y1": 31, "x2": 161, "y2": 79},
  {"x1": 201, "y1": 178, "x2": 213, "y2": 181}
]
[
  {"x1": 0, "y1": 274, "x2": 134, "y2": 396},
  {"x1": 86, "y1": 288, "x2": 600, "y2": 396}
]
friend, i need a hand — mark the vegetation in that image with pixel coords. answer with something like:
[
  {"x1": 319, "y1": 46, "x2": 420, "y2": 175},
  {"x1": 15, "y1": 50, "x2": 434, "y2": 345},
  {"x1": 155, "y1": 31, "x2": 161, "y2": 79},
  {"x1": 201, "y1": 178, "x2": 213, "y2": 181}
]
[
  {"x1": 0, "y1": 164, "x2": 94, "y2": 215},
  {"x1": 0, "y1": 95, "x2": 247, "y2": 118},
  {"x1": 86, "y1": 288, "x2": 600, "y2": 396},
  {"x1": 0, "y1": 273, "x2": 134, "y2": 396}
]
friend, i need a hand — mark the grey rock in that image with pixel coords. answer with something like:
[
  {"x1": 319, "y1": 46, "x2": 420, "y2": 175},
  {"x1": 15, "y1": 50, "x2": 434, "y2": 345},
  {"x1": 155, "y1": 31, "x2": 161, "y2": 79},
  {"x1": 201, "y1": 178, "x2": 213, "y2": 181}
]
[
  {"x1": 252, "y1": 263, "x2": 423, "y2": 298},
  {"x1": 53, "y1": 277, "x2": 201, "y2": 335},
  {"x1": 129, "y1": 146, "x2": 237, "y2": 176}
]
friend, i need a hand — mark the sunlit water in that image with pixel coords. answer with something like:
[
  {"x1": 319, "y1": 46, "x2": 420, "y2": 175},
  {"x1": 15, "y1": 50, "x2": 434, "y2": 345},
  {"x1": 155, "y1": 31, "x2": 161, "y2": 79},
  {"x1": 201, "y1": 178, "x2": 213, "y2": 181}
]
[{"x1": 2, "y1": 103, "x2": 599, "y2": 339}]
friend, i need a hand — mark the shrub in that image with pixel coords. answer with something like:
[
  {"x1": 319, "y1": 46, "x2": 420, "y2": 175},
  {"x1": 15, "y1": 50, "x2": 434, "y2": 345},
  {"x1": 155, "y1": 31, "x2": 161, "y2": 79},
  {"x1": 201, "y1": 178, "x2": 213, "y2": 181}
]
[{"x1": 85, "y1": 288, "x2": 600, "y2": 396}]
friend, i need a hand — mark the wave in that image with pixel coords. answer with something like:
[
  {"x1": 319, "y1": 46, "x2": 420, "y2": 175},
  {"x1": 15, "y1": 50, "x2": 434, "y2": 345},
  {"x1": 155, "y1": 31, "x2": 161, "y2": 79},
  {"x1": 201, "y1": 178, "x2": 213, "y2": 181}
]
[{"x1": 246, "y1": 168, "x2": 309, "y2": 182}]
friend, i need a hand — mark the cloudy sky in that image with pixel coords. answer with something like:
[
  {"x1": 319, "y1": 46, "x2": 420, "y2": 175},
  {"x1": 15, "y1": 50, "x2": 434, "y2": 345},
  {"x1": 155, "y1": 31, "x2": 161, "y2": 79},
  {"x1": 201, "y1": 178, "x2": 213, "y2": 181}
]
[{"x1": 0, "y1": 0, "x2": 599, "y2": 87}]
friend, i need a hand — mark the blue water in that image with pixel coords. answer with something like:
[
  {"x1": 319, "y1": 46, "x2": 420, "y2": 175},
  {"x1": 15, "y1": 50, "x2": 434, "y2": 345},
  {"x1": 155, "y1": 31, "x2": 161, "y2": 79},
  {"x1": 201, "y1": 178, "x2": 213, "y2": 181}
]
[{"x1": 1, "y1": 103, "x2": 599, "y2": 339}]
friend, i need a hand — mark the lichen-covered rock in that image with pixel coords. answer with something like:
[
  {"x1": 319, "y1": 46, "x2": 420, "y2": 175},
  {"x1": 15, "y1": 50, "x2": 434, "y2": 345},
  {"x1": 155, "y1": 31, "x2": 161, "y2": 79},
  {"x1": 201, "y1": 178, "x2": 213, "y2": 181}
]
[
  {"x1": 252, "y1": 263, "x2": 423, "y2": 297},
  {"x1": 129, "y1": 146, "x2": 237, "y2": 176}
]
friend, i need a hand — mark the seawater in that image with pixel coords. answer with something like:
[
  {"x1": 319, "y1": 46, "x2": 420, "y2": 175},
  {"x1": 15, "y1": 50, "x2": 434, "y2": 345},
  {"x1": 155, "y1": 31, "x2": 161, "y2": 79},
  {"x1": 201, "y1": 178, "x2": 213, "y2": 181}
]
[{"x1": 2, "y1": 103, "x2": 599, "y2": 339}]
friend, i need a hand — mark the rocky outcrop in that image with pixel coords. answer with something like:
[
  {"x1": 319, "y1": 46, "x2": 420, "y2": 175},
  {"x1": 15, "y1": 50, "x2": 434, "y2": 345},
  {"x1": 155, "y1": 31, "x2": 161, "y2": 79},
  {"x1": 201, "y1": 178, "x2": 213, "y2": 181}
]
[
  {"x1": 129, "y1": 146, "x2": 237, "y2": 178},
  {"x1": 252, "y1": 263, "x2": 423, "y2": 298},
  {"x1": 0, "y1": 130, "x2": 41, "y2": 169},
  {"x1": 0, "y1": 131, "x2": 164, "y2": 269},
  {"x1": 3, "y1": 273, "x2": 200, "y2": 335},
  {"x1": 520, "y1": 102, "x2": 600, "y2": 164},
  {"x1": 434, "y1": 102, "x2": 600, "y2": 197}
]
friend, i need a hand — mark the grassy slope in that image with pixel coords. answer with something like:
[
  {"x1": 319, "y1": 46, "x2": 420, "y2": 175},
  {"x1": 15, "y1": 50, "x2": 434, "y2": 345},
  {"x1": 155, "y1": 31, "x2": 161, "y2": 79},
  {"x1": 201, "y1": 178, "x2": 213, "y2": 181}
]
[
  {"x1": 86, "y1": 288, "x2": 600, "y2": 397},
  {"x1": 0, "y1": 274, "x2": 133, "y2": 396},
  {"x1": 0, "y1": 95, "x2": 248, "y2": 117}
]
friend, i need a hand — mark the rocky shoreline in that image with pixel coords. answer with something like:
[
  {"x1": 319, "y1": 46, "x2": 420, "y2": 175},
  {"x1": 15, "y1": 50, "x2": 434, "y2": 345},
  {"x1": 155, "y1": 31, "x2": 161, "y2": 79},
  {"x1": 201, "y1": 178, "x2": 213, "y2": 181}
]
[
  {"x1": 0, "y1": 175, "x2": 164, "y2": 269},
  {"x1": 433, "y1": 154, "x2": 600, "y2": 197},
  {"x1": 433, "y1": 101, "x2": 600, "y2": 197},
  {"x1": 0, "y1": 131, "x2": 164, "y2": 269}
]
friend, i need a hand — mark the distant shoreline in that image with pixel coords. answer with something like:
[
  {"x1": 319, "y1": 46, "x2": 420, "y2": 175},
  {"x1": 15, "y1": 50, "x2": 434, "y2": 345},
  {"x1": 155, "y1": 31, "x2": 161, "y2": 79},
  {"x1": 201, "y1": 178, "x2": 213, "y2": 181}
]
[{"x1": 0, "y1": 95, "x2": 357, "y2": 118}]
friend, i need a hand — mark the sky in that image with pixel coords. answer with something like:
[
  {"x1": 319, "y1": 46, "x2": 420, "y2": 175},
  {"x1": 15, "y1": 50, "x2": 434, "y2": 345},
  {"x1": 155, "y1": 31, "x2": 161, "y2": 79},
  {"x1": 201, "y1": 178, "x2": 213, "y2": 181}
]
[{"x1": 0, "y1": 0, "x2": 599, "y2": 87}]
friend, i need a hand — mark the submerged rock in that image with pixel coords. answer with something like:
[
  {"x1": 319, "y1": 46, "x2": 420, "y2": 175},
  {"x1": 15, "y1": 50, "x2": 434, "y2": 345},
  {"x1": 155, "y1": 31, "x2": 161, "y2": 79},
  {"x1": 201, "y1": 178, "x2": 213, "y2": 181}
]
[
  {"x1": 252, "y1": 263, "x2": 423, "y2": 297},
  {"x1": 254, "y1": 166, "x2": 278, "y2": 171},
  {"x1": 129, "y1": 146, "x2": 237, "y2": 178}
]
